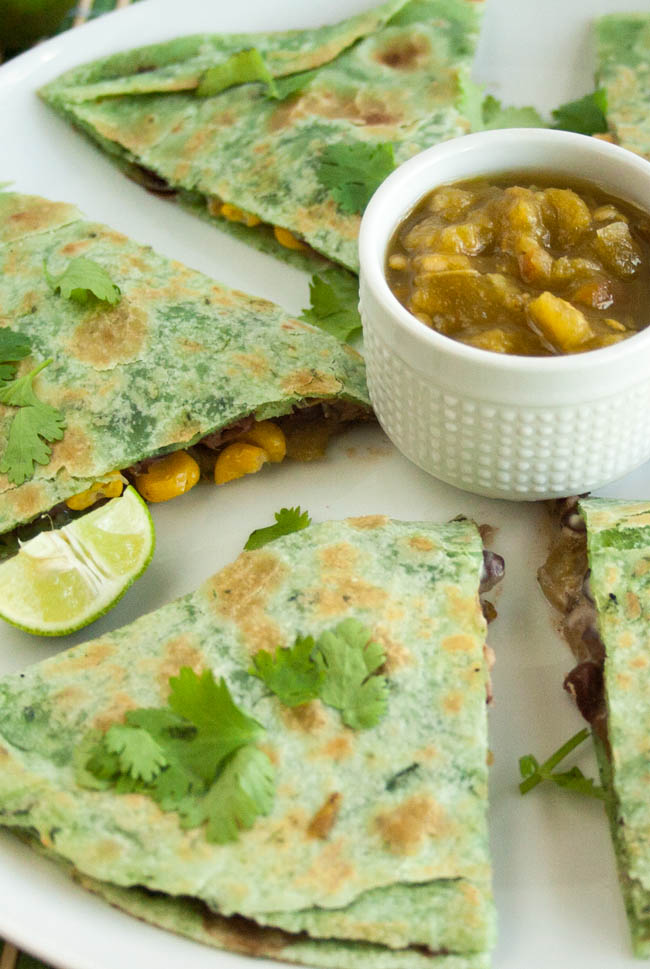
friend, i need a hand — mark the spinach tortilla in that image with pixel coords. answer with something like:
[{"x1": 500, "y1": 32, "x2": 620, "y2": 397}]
[
  {"x1": 39, "y1": 0, "x2": 485, "y2": 273},
  {"x1": 0, "y1": 191, "x2": 370, "y2": 540},
  {"x1": 0, "y1": 516, "x2": 496, "y2": 966},
  {"x1": 595, "y1": 14, "x2": 650, "y2": 159}
]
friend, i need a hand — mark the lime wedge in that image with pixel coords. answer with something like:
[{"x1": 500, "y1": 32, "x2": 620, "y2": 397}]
[{"x1": 0, "y1": 486, "x2": 155, "y2": 636}]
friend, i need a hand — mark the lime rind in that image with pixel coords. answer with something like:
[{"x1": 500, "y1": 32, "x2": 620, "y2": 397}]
[{"x1": 0, "y1": 486, "x2": 155, "y2": 636}]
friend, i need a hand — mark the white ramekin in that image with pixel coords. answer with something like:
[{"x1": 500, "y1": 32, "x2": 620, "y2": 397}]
[{"x1": 359, "y1": 128, "x2": 650, "y2": 501}]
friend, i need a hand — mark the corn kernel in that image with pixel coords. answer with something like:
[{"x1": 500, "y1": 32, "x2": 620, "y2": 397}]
[
  {"x1": 65, "y1": 472, "x2": 124, "y2": 511},
  {"x1": 221, "y1": 203, "x2": 261, "y2": 227},
  {"x1": 273, "y1": 226, "x2": 307, "y2": 251},
  {"x1": 239, "y1": 421, "x2": 286, "y2": 463},
  {"x1": 214, "y1": 442, "x2": 269, "y2": 485},
  {"x1": 134, "y1": 451, "x2": 200, "y2": 503}
]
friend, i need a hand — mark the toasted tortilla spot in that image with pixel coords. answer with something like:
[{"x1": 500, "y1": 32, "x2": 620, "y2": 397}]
[
  {"x1": 409, "y1": 535, "x2": 434, "y2": 552},
  {"x1": 4, "y1": 479, "x2": 47, "y2": 516},
  {"x1": 52, "y1": 685, "x2": 90, "y2": 712},
  {"x1": 297, "y1": 839, "x2": 354, "y2": 894},
  {"x1": 319, "y1": 541, "x2": 359, "y2": 572},
  {"x1": 233, "y1": 352, "x2": 271, "y2": 378},
  {"x1": 86, "y1": 838, "x2": 123, "y2": 865},
  {"x1": 631, "y1": 655, "x2": 649, "y2": 669},
  {"x1": 5, "y1": 199, "x2": 77, "y2": 240},
  {"x1": 314, "y1": 734, "x2": 354, "y2": 761},
  {"x1": 347, "y1": 514, "x2": 390, "y2": 530},
  {"x1": 46, "y1": 423, "x2": 95, "y2": 478},
  {"x1": 61, "y1": 239, "x2": 92, "y2": 258},
  {"x1": 281, "y1": 700, "x2": 328, "y2": 733},
  {"x1": 282, "y1": 369, "x2": 342, "y2": 397},
  {"x1": 68, "y1": 301, "x2": 147, "y2": 370},
  {"x1": 373, "y1": 625, "x2": 412, "y2": 672},
  {"x1": 209, "y1": 550, "x2": 288, "y2": 652},
  {"x1": 619, "y1": 631, "x2": 634, "y2": 649},
  {"x1": 47, "y1": 640, "x2": 115, "y2": 675},
  {"x1": 375, "y1": 794, "x2": 446, "y2": 855},
  {"x1": 626, "y1": 591, "x2": 642, "y2": 620},
  {"x1": 314, "y1": 577, "x2": 387, "y2": 616},
  {"x1": 634, "y1": 559, "x2": 650, "y2": 576},
  {"x1": 374, "y1": 34, "x2": 431, "y2": 70},
  {"x1": 446, "y1": 587, "x2": 483, "y2": 627},
  {"x1": 441, "y1": 633, "x2": 475, "y2": 653},
  {"x1": 92, "y1": 691, "x2": 139, "y2": 730},
  {"x1": 307, "y1": 792, "x2": 342, "y2": 839},
  {"x1": 156, "y1": 636, "x2": 205, "y2": 692},
  {"x1": 443, "y1": 691, "x2": 464, "y2": 715}
]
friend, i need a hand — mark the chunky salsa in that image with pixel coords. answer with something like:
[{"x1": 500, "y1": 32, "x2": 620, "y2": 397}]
[{"x1": 385, "y1": 173, "x2": 650, "y2": 356}]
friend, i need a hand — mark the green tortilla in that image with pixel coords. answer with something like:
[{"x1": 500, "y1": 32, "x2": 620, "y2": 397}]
[
  {"x1": 0, "y1": 191, "x2": 370, "y2": 538},
  {"x1": 595, "y1": 14, "x2": 650, "y2": 159},
  {"x1": 0, "y1": 516, "x2": 495, "y2": 965},
  {"x1": 579, "y1": 498, "x2": 650, "y2": 957},
  {"x1": 39, "y1": 0, "x2": 485, "y2": 273}
]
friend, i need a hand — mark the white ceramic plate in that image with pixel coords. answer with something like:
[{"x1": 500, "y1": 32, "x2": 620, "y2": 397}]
[{"x1": 1, "y1": 1, "x2": 650, "y2": 967}]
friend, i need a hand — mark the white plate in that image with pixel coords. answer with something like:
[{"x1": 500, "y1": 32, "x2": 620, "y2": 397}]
[{"x1": 1, "y1": 1, "x2": 649, "y2": 967}]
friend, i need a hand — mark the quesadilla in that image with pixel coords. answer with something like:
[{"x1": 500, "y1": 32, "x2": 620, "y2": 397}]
[
  {"x1": 0, "y1": 191, "x2": 370, "y2": 555},
  {"x1": 595, "y1": 13, "x2": 650, "y2": 160},
  {"x1": 538, "y1": 497, "x2": 650, "y2": 956},
  {"x1": 39, "y1": 0, "x2": 485, "y2": 274},
  {"x1": 0, "y1": 515, "x2": 500, "y2": 968}
]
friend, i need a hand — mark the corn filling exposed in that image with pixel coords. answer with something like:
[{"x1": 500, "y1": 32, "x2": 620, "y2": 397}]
[
  {"x1": 207, "y1": 196, "x2": 310, "y2": 252},
  {"x1": 386, "y1": 173, "x2": 650, "y2": 356}
]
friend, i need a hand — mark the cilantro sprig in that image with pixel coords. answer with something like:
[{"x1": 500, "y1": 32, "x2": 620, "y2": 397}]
[
  {"x1": 0, "y1": 329, "x2": 31, "y2": 382},
  {"x1": 0, "y1": 356, "x2": 66, "y2": 486},
  {"x1": 77, "y1": 667, "x2": 274, "y2": 844},
  {"x1": 551, "y1": 89, "x2": 608, "y2": 136},
  {"x1": 316, "y1": 141, "x2": 395, "y2": 215},
  {"x1": 250, "y1": 618, "x2": 388, "y2": 729},
  {"x1": 45, "y1": 256, "x2": 121, "y2": 305},
  {"x1": 519, "y1": 728, "x2": 605, "y2": 799},
  {"x1": 197, "y1": 49, "x2": 279, "y2": 99},
  {"x1": 300, "y1": 267, "x2": 362, "y2": 343},
  {"x1": 245, "y1": 506, "x2": 311, "y2": 550}
]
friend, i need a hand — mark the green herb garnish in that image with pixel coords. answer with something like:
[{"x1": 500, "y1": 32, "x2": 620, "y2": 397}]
[
  {"x1": 245, "y1": 506, "x2": 311, "y2": 550},
  {"x1": 250, "y1": 619, "x2": 388, "y2": 729},
  {"x1": 316, "y1": 141, "x2": 395, "y2": 215},
  {"x1": 551, "y1": 89, "x2": 608, "y2": 136},
  {"x1": 249, "y1": 634, "x2": 324, "y2": 707},
  {"x1": 519, "y1": 728, "x2": 605, "y2": 799},
  {"x1": 272, "y1": 68, "x2": 319, "y2": 100},
  {"x1": 300, "y1": 267, "x2": 362, "y2": 343},
  {"x1": 45, "y1": 256, "x2": 121, "y2": 305},
  {"x1": 0, "y1": 329, "x2": 31, "y2": 382},
  {"x1": 78, "y1": 667, "x2": 274, "y2": 843},
  {"x1": 0, "y1": 358, "x2": 66, "y2": 485},
  {"x1": 481, "y1": 94, "x2": 545, "y2": 130},
  {"x1": 197, "y1": 48, "x2": 278, "y2": 99}
]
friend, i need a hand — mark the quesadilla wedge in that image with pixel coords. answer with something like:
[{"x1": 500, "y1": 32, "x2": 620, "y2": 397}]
[
  {"x1": 0, "y1": 191, "x2": 370, "y2": 556},
  {"x1": 0, "y1": 515, "x2": 500, "y2": 967},
  {"x1": 538, "y1": 497, "x2": 650, "y2": 956},
  {"x1": 595, "y1": 14, "x2": 650, "y2": 160},
  {"x1": 39, "y1": 0, "x2": 485, "y2": 273}
]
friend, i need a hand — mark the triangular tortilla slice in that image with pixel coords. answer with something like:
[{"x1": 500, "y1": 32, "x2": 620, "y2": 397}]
[
  {"x1": 595, "y1": 14, "x2": 650, "y2": 159},
  {"x1": 39, "y1": 0, "x2": 486, "y2": 272},
  {"x1": 0, "y1": 192, "x2": 370, "y2": 540},
  {"x1": 0, "y1": 516, "x2": 496, "y2": 965}
]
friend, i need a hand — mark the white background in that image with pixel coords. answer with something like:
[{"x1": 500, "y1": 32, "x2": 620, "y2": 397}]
[{"x1": 1, "y1": 1, "x2": 650, "y2": 967}]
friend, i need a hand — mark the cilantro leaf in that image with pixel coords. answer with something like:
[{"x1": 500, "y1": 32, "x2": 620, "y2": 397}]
[
  {"x1": 165, "y1": 668, "x2": 265, "y2": 784},
  {"x1": 0, "y1": 329, "x2": 31, "y2": 383},
  {"x1": 104, "y1": 724, "x2": 169, "y2": 782},
  {"x1": 481, "y1": 94, "x2": 545, "y2": 129},
  {"x1": 300, "y1": 268, "x2": 362, "y2": 343},
  {"x1": 272, "y1": 68, "x2": 318, "y2": 101},
  {"x1": 314, "y1": 618, "x2": 388, "y2": 729},
  {"x1": 0, "y1": 360, "x2": 66, "y2": 485},
  {"x1": 45, "y1": 256, "x2": 121, "y2": 305},
  {"x1": 197, "y1": 48, "x2": 278, "y2": 99},
  {"x1": 551, "y1": 89, "x2": 608, "y2": 136},
  {"x1": 519, "y1": 728, "x2": 605, "y2": 799},
  {"x1": 249, "y1": 635, "x2": 324, "y2": 706},
  {"x1": 316, "y1": 142, "x2": 395, "y2": 215},
  {"x1": 245, "y1": 506, "x2": 311, "y2": 551},
  {"x1": 179, "y1": 745, "x2": 275, "y2": 844}
]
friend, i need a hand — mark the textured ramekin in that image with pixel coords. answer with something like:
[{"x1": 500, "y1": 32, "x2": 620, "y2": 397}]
[{"x1": 359, "y1": 128, "x2": 650, "y2": 500}]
